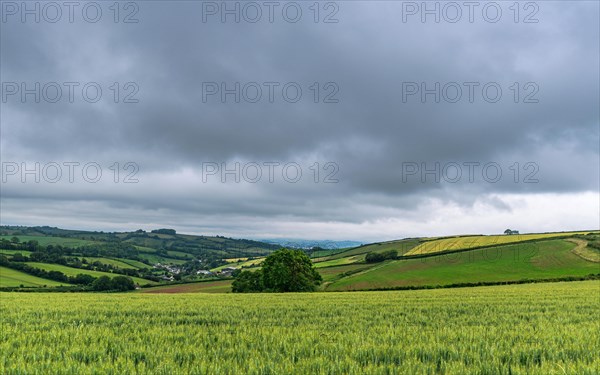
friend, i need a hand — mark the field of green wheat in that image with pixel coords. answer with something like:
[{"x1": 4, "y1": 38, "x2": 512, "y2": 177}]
[{"x1": 1, "y1": 280, "x2": 598, "y2": 374}]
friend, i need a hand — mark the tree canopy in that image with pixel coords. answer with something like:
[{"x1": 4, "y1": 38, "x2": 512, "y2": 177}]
[{"x1": 232, "y1": 249, "x2": 322, "y2": 293}]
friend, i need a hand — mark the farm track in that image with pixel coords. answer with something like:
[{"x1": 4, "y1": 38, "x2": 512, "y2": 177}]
[{"x1": 567, "y1": 239, "x2": 600, "y2": 263}]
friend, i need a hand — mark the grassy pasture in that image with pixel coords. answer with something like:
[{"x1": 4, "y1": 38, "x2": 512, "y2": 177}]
[
  {"x1": 0, "y1": 249, "x2": 33, "y2": 256},
  {"x1": 314, "y1": 255, "x2": 365, "y2": 268},
  {"x1": 24, "y1": 263, "x2": 156, "y2": 285},
  {"x1": 318, "y1": 264, "x2": 373, "y2": 282},
  {"x1": 166, "y1": 250, "x2": 194, "y2": 259},
  {"x1": 138, "y1": 253, "x2": 188, "y2": 265},
  {"x1": 327, "y1": 240, "x2": 599, "y2": 291},
  {"x1": 79, "y1": 257, "x2": 142, "y2": 270},
  {"x1": 211, "y1": 258, "x2": 265, "y2": 272},
  {"x1": 1, "y1": 281, "x2": 597, "y2": 374},
  {"x1": 0, "y1": 267, "x2": 71, "y2": 287},
  {"x1": 116, "y1": 258, "x2": 151, "y2": 269}
]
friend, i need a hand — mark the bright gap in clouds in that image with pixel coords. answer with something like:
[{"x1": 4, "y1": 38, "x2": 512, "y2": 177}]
[{"x1": 1, "y1": 192, "x2": 596, "y2": 243}]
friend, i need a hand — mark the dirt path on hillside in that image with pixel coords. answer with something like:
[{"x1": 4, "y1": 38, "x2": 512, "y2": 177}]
[{"x1": 566, "y1": 239, "x2": 600, "y2": 263}]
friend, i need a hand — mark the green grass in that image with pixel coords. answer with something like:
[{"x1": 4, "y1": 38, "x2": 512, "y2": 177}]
[
  {"x1": 117, "y1": 259, "x2": 151, "y2": 269},
  {"x1": 307, "y1": 247, "x2": 354, "y2": 258},
  {"x1": 314, "y1": 255, "x2": 365, "y2": 268},
  {"x1": 25, "y1": 263, "x2": 156, "y2": 285},
  {"x1": 211, "y1": 258, "x2": 265, "y2": 272},
  {"x1": 0, "y1": 267, "x2": 72, "y2": 287},
  {"x1": 406, "y1": 231, "x2": 597, "y2": 256},
  {"x1": 137, "y1": 253, "x2": 188, "y2": 265},
  {"x1": 2, "y1": 251, "x2": 147, "y2": 269},
  {"x1": 0, "y1": 249, "x2": 32, "y2": 256},
  {"x1": 1, "y1": 281, "x2": 598, "y2": 374},
  {"x1": 166, "y1": 250, "x2": 194, "y2": 259},
  {"x1": 318, "y1": 264, "x2": 373, "y2": 282},
  {"x1": 79, "y1": 257, "x2": 143, "y2": 270},
  {"x1": 327, "y1": 240, "x2": 599, "y2": 291},
  {"x1": 0, "y1": 235, "x2": 94, "y2": 248}
]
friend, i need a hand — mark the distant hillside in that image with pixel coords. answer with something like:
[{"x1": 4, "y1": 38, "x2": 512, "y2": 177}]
[
  {"x1": 261, "y1": 239, "x2": 363, "y2": 250},
  {"x1": 0, "y1": 226, "x2": 279, "y2": 259},
  {"x1": 0, "y1": 225, "x2": 283, "y2": 290},
  {"x1": 324, "y1": 239, "x2": 600, "y2": 291},
  {"x1": 2, "y1": 227, "x2": 598, "y2": 292},
  {"x1": 142, "y1": 233, "x2": 600, "y2": 293}
]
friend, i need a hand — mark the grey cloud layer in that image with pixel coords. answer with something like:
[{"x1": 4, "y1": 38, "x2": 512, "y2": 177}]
[{"x1": 1, "y1": 1, "x2": 598, "y2": 238}]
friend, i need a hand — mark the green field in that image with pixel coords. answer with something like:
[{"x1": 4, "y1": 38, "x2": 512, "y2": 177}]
[
  {"x1": 327, "y1": 240, "x2": 599, "y2": 291},
  {"x1": 318, "y1": 264, "x2": 373, "y2": 282},
  {"x1": 166, "y1": 250, "x2": 194, "y2": 259},
  {"x1": 314, "y1": 255, "x2": 365, "y2": 268},
  {"x1": 211, "y1": 258, "x2": 265, "y2": 272},
  {"x1": 1, "y1": 281, "x2": 598, "y2": 374},
  {"x1": 137, "y1": 253, "x2": 188, "y2": 265},
  {"x1": 0, "y1": 267, "x2": 72, "y2": 287},
  {"x1": 79, "y1": 257, "x2": 145, "y2": 270},
  {"x1": 82, "y1": 257, "x2": 135, "y2": 269},
  {"x1": 24, "y1": 263, "x2": 156, "y2": 285},
  {"x1": 0, "y1": 249, "x2": 33, "y2": 256},
  {"x1": 405, "y1": 231, "x2": 596, "y2": 256},
  {"x1": 116, "y1": 258, "x2": 151, "y2": 269}
]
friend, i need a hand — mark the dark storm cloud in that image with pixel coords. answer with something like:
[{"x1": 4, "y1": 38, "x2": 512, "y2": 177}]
[{"x1": 1, "y1": 1, "x2": 598, "y2": 239}]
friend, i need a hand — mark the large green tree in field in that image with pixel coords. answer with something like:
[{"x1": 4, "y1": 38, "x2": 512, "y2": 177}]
[
  {"x1": 232, "y1": 249, "x2": 322, "y2": 293},
  {"x1": 231, "y1": 269, "x2": 264, "y2": 293}
]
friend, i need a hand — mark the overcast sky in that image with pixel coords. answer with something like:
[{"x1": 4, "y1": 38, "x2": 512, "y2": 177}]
[{"x1": 1, "y1": 1, "x2": 598, "y2": 242}]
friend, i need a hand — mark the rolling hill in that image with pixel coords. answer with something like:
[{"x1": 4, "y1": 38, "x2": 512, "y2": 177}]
[
  {"x1": 0, "y1": 225, "x2": 280, "y2": 290},
  {"x1": 404, "y1": 231, "x2": 596, "y2": 256},
  {"x1": 324, "y1": 239, "x2": 599, "y2": 291},
  {"x1": 0, "y1": 267, "x2": 73, "y2": 288},
  {"x1": 1, "y1": 227, "x2": 598, "y2": 292},
  {"x1": 139, "y1": 231, "x2": 600, "y2": 293}
]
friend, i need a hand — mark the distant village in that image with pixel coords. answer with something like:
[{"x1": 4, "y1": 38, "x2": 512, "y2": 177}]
[{"x1": 153, "y1": 262, "x2": 238, "y2": 282}]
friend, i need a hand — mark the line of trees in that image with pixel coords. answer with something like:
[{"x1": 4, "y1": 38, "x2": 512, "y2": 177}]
[
  {"x1": 0, "y1": 255, "x2": 136, "y2": 291},
  {"x1": 365, "y1": 250, "x2": 398, "y2": 263}
]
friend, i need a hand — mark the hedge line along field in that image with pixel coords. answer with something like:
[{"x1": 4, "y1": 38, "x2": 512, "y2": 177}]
[
  {"x1": 2, "y1": 281, "x2": 598, "y2": 374},
  {"x1": 404, "y1": 231, "x2": 596, "y2": 256},
  {"x1": 0, "y1": 235, "x2": 95, "y2": 248},
  {"x1": 23, "y1": 262, "x2": 156, "y2": 285}
]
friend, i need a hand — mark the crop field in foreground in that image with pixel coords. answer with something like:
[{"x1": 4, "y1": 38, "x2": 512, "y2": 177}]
[
  {"x1": 1, "y1": 281, "x2": 598, "y2": 374},
  {"x1": 139, "y1": 280, "x2": 233, "y2": 294}
]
